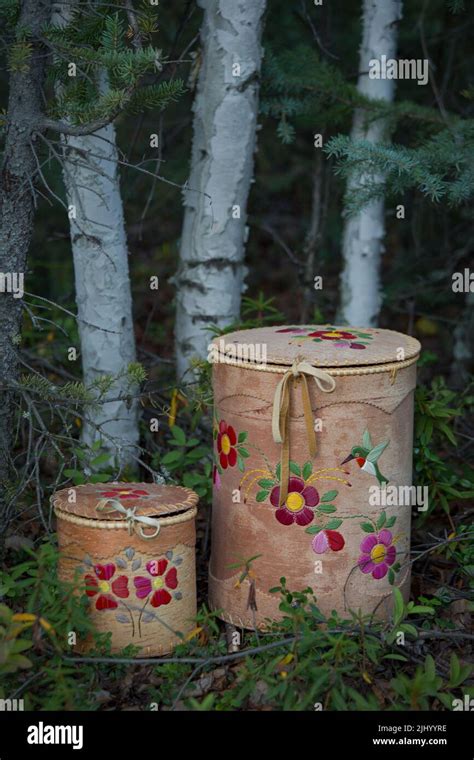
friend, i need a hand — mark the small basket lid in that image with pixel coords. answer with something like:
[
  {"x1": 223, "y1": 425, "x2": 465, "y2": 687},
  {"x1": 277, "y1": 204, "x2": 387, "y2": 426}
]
[
  {"x1": 52, "y1": 482, "x2": 198, "y2": 522},
  {"x1": 211, "y1": 325, "x2": 421, "y2": 369}
]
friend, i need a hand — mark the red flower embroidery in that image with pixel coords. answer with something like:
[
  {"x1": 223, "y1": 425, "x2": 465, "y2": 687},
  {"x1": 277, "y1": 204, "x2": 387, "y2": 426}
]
[
  {"x1": 100, "y1": 487, "x2": 149, "y2": 499},
  {"x1": 216, "y1": 420, "x2": 238, "y2": 469},
  {"x1": 134, "y1": 558, "x2": 178, "y2": 607},
  {"x1": 85, "y1": 563, "x2": 129, "y2": 610},
  {"x1": 308, "y1": 329, "x2": 358, "y2": 341},
  {"x1": 270, "y1": 477, "x2": 319, "y2": 526}
]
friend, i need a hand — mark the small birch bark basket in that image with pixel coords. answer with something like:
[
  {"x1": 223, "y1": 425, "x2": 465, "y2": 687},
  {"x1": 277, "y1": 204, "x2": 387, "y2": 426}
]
[
  {"x1": 209, "y1": 325, "x2": 421, "y2": 629},
  {"x1": 53, "y1": 482, "x2": 198, "y2": 655}
]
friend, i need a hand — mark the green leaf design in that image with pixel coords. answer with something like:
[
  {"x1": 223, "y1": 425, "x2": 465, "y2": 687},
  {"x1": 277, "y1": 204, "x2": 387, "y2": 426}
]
[
  {"x1": 388, "y1": 569, "x2": 395, "y2": 585},
  {"x1": 302, "y1": 461, "x2": 312, "y2": 481},
  {"x1": 238, "y1": 431, "x2": 248, "y2": 443},
  {"x1": 376, "y1": 511, "x2": 386, "y2": 530},
  {"x1": 362, "y1": 429, "x2": 373, "y2": 450},
  {"x1": 255, "y1": 490, "x2": 269, "y2": 502},
  {"x1": 237, "y1": 456, "x2": 245, "y2": 472},
  {"x1": 239, "y1": 447, "x2": 250, "y2": 458},
  {"x1": 361, "y1": 522, "x2": 375, "y2": 533},
  {"x1": 258, "y1": 479, "x2": 275, "y2": 489},
  {"x1": 305, "y1": 525, "x2": 324, "y2": 535},
  {"x1": 324, "y1": 518, "x2": 342, "y2": 530},
  {"x1": 321, "y1": 490, "x2": 338, "y2": 502},
  {"x1": 289, "y1": 461, "x2": 301, "y2": 476},
  {"x1": 385, "y1": 516, "x2": 397, "y2": 528},
  {"x1": 318, "y1": 504, "x2": 336, "y2": 513},
  {"x1": 276, "y1": 462, "x2": 281, "y2": 481}
]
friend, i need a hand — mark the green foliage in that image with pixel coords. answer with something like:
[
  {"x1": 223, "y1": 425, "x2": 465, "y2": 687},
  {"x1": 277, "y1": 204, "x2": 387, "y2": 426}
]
[
  {"x1": 326, "y1": 122, "x2": 474, "y2": 212},
  {"x1": 206, "y1": 292, "x2": 285, "y2": 338},
  {"x1": 262, "y1": 44, "x2": 453, "y2": 142},
  {"x1": 154, "y1": 424, "x2": 212, "y2": 500},
  {"x1": 262, "y1": 40, "x2": 473, "y2": 212},
  {"x1": 7, "y1": 40, "x2": 31, "y2": 72},
  {"x1": 0, "y1": 540, "x2": 107, "y2": 708},
  {"x1": 63, "y1": 439, "x2": 113, "y2": 485},
  {"x1": 128, "y1": 79, "x2": 186, "y2": 114},
  {"x1": 2, "y1": 542, "x2": 472, "y2": 711},
  {"x1": 0, "y1": 0, "x2": 19, "y2": 25},
  {"x1": 42, "y1": 3, "x2": 183, "y2": 127},
  {"x1": 0, "y1": 604, "x2": 34, "y2": 691},
  {"x1": 391, "y1": 653, "x2": 472, "y2": 711},
  {"x1": 414, "y1": 377, "x2": 474, "y2": 515},
  {"x1": 20, "y1": 373, "x2": 94, "y2": 404}
]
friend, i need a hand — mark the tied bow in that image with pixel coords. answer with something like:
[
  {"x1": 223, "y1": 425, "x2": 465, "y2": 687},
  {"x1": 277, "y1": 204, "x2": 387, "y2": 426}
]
[
  {"x1": 272, "y1": 358, "x2": 336, "y2": 507},
  {"x1": 95, "y1": 498, "x2": 161, "y2": 539}
]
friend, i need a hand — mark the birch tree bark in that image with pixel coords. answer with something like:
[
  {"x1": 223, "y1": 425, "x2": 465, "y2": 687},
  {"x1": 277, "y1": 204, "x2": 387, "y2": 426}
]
[
  {"x1": 0, "y1": 0, "x2": 52, "y2": 531},
  {"x1": 174, "y1": 0, "x2": 266, "y2": 379},
  {"x1": 338, "y1": 0, "x2": 402, "y2": 326},
  {"x1": 53, "y1": 3, "x2": 139, "y2": 467},
  {"x1": 62, "y1": 126, "x2": 139, "y2": 465}
]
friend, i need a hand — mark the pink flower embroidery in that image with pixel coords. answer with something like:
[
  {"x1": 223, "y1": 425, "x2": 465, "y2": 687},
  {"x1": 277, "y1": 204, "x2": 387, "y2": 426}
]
[
  {"x1": 311, "y1": 529, "x2": 345, "y2": 554},
  {"x1": 212, "y1": 465, "x2": 222, "y2": 490},
  {"x1": 134, "y1": 559, "x2": 178, "y2": 607},
  {"x1": 85, "y1": 563, "x2": 129, "y2": 610},
  {"x1": 270, "y1": 477, "x2": 318, "y2": 526},
  {"x1": 358, "y1": 529, "x2": 396, "y2": 579}
]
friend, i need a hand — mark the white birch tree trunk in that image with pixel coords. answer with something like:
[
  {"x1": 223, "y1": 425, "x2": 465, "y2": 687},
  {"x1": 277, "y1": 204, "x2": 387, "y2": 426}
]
[
  {"x1": 174, "y1": 0, "x2": 266, "y2": 379},
  {"x1": 53, "y1": 3, "x2": 139, "y2": 466},
  {"x1": 338, "y1": 0, "x2": 402, "y2": 326}
]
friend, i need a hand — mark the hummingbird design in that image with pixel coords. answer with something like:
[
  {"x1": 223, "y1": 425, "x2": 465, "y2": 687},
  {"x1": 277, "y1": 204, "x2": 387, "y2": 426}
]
[{"x1": 341, "y1": 429, "x2": 389, "y2": 485}]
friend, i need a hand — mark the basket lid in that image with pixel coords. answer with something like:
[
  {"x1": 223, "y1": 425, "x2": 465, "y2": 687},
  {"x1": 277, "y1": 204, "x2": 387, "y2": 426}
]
[
  {"x1": 52, "y1": 482, "x2": 198, "y2": 522},
  {"x1": 211, "y1": 325, "x2": 421, "y2": 369}
]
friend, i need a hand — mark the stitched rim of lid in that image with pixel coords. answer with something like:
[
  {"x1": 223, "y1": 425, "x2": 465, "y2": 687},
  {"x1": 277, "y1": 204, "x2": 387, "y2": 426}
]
[
  {"x1": 52, "y1": 483, "x2": 199, "y2": 521},
  {"x1": 54, "y1": 504, "x2": 198, "y2": 530},
  {"x1": 211, "y1": 326, "x2": 421, "y2": 370},
  {"x1": 211, "y1": 352, "x2": 419, "y2": 376}
]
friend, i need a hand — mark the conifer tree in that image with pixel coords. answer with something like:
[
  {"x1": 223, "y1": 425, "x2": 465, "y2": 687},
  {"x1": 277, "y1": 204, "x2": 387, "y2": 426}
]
[{"x1": 0, "y1": 0, "x2": 183, "y2": 528}]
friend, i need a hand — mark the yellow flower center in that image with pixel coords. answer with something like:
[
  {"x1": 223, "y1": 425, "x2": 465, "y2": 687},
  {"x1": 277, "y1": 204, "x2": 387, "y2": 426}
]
[
  {"x1": 152, "y1": 577, "x2": 164, "y2": 590},
  {"x1": 98, "y1": 580, "x2": 110, "y2": 593},
  {"x1": 221, "y1": 434, "x2": 231, "y2": 455},
  {"x1": 370, "y1": 544, "x2": 387, "y2": 564},
  {"x1": 286, "y1": 491, "x2": 304, "y2": 512},
  {"x1": 325, "y1": 331, "x2": 343, "y2": 338}
]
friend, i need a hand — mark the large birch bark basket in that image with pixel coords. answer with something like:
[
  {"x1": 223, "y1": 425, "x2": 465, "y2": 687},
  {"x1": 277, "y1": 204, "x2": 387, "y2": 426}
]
[
  {"x1": 54, "y1": 482, "x2": 198, "y2": 655},
  {"x1": 209, "y1": 325, "x2": 421, "y2": 629}
]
